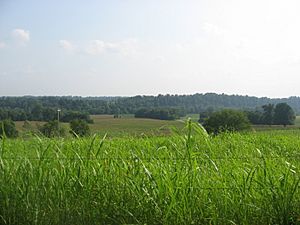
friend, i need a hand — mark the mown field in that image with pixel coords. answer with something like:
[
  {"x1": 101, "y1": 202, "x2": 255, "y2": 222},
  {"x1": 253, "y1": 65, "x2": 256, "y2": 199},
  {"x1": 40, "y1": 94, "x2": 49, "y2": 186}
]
[{"x1": 0, "y1": 121, "x2": 299, "y2": 225}]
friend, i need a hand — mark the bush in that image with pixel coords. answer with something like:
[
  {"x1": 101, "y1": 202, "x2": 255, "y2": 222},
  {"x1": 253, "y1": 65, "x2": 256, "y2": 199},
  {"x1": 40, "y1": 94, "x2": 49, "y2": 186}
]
[
  {"x1": 203, "y1": 109, "x2": 250, "y2": 134},
  {"x1": 39, "y1": 120, "x2": 65, "y2": 137},
  {"x1": 0, "y1": 119, "x2": 18, "y2": 138},
  {"x1": 70, "y1": 119, "x2": 90, "y2": 137}
]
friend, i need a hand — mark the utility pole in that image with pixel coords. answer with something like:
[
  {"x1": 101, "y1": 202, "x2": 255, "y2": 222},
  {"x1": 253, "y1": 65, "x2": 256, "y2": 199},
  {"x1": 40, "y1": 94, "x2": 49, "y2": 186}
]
[
  {"x1": 57, "y1": 109, "x2": 61, "y2": 123},
  {"x1": 57, "y1": 109, "x2": 61, "y2": 137}
]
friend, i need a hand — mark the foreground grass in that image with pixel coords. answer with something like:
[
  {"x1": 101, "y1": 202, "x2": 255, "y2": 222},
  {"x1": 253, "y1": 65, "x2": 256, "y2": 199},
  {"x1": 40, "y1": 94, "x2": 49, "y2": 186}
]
[{"x1": 0, "y1": 123, "x2": 300, "y2": 225}]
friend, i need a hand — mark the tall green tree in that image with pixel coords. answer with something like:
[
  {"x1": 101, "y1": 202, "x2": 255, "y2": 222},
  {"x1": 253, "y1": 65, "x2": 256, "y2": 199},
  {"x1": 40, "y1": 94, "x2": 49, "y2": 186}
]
[
  {"x1": 273, "y1": 103, "x2": 295, "y2": 126},
  {"x1": 0, "y1": 119, "x2": 18, "y2": 138},
  {"x1": 261, "y1": 104, "x2": 274, "y2": 125}
]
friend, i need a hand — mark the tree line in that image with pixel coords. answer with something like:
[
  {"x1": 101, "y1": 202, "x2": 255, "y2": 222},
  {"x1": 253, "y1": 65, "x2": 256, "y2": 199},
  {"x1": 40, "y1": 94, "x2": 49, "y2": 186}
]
[
  {"x1": 1, "y1": 94, "x2": 300, "y2": 122},
  {"x1": 244, "y1": 103, "x2": 295, "y2": 126},
  {"x1": 134, "y1": 107, "x2": 184, "y2": 120},
  {"x1": 0, "y1": 107, "x2": 93, "y2": 123}
]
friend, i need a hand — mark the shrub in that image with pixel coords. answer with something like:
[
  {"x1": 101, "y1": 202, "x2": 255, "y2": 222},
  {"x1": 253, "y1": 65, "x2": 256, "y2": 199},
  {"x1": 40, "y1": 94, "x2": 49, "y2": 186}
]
[
  {"x1": 39, "y1": 120, "x2": 65, "y2": 137},
  {"x1": 69, "y1": 119, "x2": 90, "y2": 137},
  {"x1": 203, "y1": 109, "x2": 250, "y2": 133}
]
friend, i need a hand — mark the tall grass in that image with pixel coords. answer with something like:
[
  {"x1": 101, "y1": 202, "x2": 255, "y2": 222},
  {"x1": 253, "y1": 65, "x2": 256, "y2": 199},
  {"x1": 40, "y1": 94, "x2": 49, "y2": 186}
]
[{"x1": 0, "y1": 122, "x2": 299, "y2": 225}]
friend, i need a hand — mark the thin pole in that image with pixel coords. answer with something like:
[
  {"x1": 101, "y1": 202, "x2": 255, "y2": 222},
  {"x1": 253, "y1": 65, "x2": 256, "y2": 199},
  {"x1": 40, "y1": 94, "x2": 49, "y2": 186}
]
[{"x1": 57, "y1": 109, "x2": 61, "y2": 123}]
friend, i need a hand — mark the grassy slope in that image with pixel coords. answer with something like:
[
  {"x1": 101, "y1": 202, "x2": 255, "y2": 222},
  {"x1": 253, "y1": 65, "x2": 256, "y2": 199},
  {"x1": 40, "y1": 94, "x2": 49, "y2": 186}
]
[
  {"x1": 14, "y1": 115, "x2": 300, "y2": 138},
  {"x1": 0, "y1": 125, "x2": 299, "y2": 225}
]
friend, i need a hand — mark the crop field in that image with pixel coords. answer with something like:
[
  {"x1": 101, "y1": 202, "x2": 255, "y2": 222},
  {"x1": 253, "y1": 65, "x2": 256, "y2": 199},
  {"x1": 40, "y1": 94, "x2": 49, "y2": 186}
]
[{"x1": 0, "y1": 121, "x2": 299, "y2": 225}]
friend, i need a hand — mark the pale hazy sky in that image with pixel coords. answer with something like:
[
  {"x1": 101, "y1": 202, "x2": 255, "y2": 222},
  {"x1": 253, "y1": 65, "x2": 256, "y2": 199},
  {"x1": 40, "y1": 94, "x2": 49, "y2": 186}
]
[{"x1": 1, "y1": 0, "x2": 300, "y2": 97}]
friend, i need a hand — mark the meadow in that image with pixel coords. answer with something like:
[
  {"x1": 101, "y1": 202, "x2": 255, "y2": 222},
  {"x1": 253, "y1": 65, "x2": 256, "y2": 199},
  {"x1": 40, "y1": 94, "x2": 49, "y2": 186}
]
[
  {"x1": 15, "y1": 115, "x2": 185, "y2": 138},
  {"x1": 15, "y1": 114, "x2": 300, "y2": 139},
  {"x1": 0, "y1": 121, "x2": 299, "y2": 225}
]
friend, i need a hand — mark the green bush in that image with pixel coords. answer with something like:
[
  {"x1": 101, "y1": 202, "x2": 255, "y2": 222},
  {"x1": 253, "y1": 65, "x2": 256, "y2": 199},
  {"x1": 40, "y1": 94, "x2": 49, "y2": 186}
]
[
  {"x1": 203, "y1": 109, "x2": 250, "y2": 133},
  {"x1": 38, "y1": 120, "x2": 65, "y2": 137},
  {"x1": 70, "y1": 119, "x2": 90, "y2": 137}
]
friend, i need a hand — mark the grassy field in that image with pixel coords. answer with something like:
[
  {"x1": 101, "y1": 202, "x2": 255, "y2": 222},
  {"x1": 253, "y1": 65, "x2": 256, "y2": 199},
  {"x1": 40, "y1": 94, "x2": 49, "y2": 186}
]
[
  {"x1": 89, "y1": 115, "x2": 184, "y2": 137},
  {"x1": 0, "y1": 121, "x2": 299, "y2": 225},
  {"x1": 14, "y1": 115, "x2": 300, "y2": 138},
  {"x1": 15, "y1": 115, "x2": 185, "y2": 138}
]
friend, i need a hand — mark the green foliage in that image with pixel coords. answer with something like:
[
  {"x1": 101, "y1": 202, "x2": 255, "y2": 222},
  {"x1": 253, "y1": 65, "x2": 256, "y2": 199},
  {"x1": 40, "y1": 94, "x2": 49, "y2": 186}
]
[
  {"x1": 203, "y1": 109, "x2": 250, "y2": 133},
  {"x1": 245, "y1": 103, "x2": 296, "y2": 126},
  {"x1": 244, "y1": 110, "x2": 263, "y2": 124},
  {"x1": 38, "y1": 120, "x2": 65, "y2": 137},
  {"x1": 69, "y1": 119, "x2": 90, "y2": 137},
  {"x1": 61, "y1": 111, "x2": 93, "y2": 123},
  {"x1": 135, "y1": 107, "x2": 183, "y2": 120},
  {"x1": 0, "y1": 127, "x2": 299, "y2": 224},
  {"x1": 261, "y1": 103, "x2": 274, "y2": 125},
  {"x1": 0, "y1": 119, "x2": 18, "y2": 138},
  {"x1": 274, "y1": 103, "x2": 296, "y2": 126},
  {"x1": 3, "y1": 94, "x2": 300, "y2": 119},
  {"x1": 198, "y1": 107, "x2": 214, "y2": 123}
]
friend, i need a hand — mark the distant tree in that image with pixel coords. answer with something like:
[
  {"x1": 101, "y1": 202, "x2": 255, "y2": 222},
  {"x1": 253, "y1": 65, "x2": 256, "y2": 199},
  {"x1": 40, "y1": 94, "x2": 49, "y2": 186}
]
[
  {"x1": 261, "y1": 104, "x2": 274, "y2": 125},
  {"x1": 0, "y1": 119, "x2": 18, "y2": 138},
  {"x1": 42, "y1": 107, "x2": 56, "y2": 121},
  {"x1": 31, "y1": 103, "x2": 43, "y2": 121},
  {"x1": 244, "y1": 110, "x2": 263, "y2": 124},
  {"x1": 203, "y1": 109, "x2": 250, "y2": 133},
  {"x1": 39, "y1": 120, "x2": 65, "y2": 137},
  {"x1": 273, "y1": 103, "x2": 295, "y2": 126},
  {"x1": 69, "y1": 119, "x2": 90, "y2": 137},
  {"x1": 135, "y1": 107, "x2": 182, "y2": 120},
  {"x1": 198, "y1": 107, "x2": 215, "y2": 123},
  {"x1": 60, "y1": 111, "x2": 93, "y2": 123}
]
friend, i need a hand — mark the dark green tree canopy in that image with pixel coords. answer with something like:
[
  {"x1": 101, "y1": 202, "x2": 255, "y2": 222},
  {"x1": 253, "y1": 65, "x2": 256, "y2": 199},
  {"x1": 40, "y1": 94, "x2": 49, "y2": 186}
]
[
  {"x1": 273, "y1": 103, "x2": 295, "y2": 126},
  {"x1": 134, "y1": 107, "x2": 183, "y2": 120},
  {"x1": 2, "y1": 94, "x2": 300, "y2": 120},
  {"x1": 0, "y1": 119, "x2": 18, "y2": 138},
  {"x1": 203, "y1": 109, "x2": 250, "y2": 133},
  {"x1": 244, "y1": 102, "x2": 296, "y2": 126},
  {"x1": 69, "y1": 119, "x2": 90, "y2": 137},
  {"x1": 261, "y1": 104, "x2": 274, "y2": 125}
]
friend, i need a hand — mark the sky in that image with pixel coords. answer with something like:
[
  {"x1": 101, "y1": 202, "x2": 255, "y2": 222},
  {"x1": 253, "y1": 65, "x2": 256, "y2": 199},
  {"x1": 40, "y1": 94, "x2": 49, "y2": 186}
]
[{"x1": 1, "y1": 0, "x2": 300, "y2": 98}]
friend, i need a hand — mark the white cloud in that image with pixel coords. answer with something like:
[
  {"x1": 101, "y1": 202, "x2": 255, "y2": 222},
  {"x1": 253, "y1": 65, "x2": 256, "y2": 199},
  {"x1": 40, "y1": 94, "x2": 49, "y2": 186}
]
[
  {"x1": 12, "y1": 29, "x2": 30, "y2": 44},
  {"x1": 85, "y1": 38, "x2": 138, "y2": 55},
  {"x1": 59, "y1": 40, "x2": 75, "y2": 51},
  {"x1": 85, "y1": 40, "x2": 105, "y2": 55},
  {"x1": 0, "y1": 42, "x2": 6, "y2": 49},
  {"x1": 202, "y1": 22, "x2": 225, "y2": 36}
]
